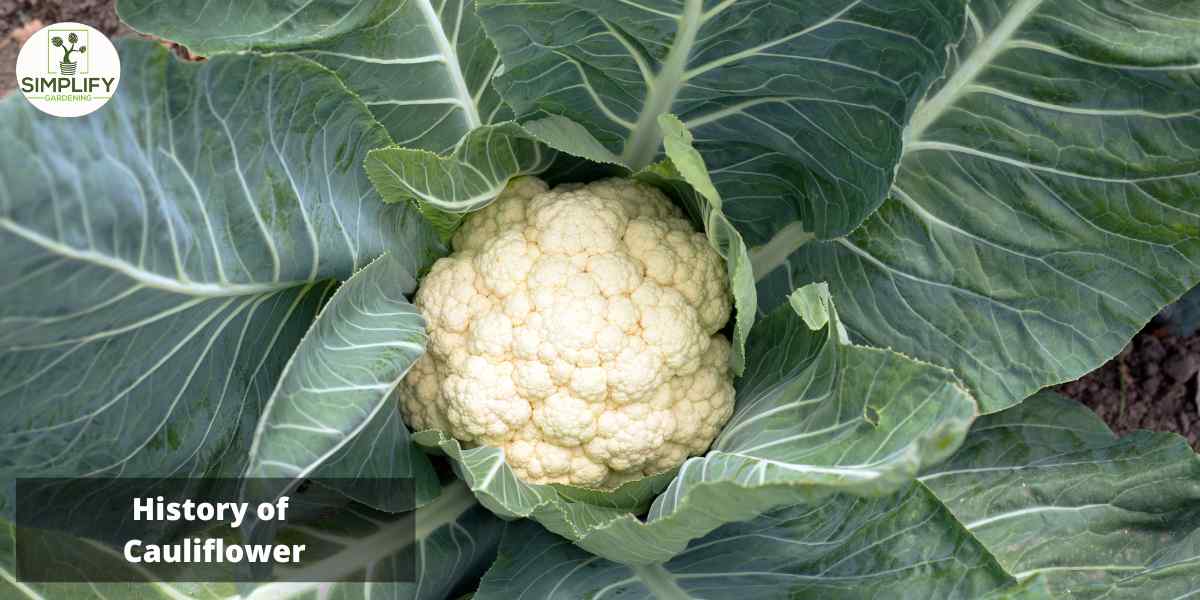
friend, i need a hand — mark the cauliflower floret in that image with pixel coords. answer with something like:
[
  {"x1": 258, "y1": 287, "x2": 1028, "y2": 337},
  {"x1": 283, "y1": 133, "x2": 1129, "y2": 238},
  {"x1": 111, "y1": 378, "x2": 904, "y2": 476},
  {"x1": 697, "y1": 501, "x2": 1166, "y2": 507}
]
[
  {"x1": 533, "y1": 392, "x2": 598, "y2": 446},
  {"x1": 669, "y1": 336, "x2": 736, "y2": 454},
  {"x1": 398, "y1": 354, "x2": 450, "y2": 432},
  {"x1": 453, "y1": 176, "x2": 547, "y2": 252},
  {"x1": 441, "y1": 357, "x2": 531, "y2": 445},
  {"x1": 585, "y1": 403, "x2": 675, "y2": 472},
  {"x1": 399, "y1": 176, "x2": 735, "y2": 489}
]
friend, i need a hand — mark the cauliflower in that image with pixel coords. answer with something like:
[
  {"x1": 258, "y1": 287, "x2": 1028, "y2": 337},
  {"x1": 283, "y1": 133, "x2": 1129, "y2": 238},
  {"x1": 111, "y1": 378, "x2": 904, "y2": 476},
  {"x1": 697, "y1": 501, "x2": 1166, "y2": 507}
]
[{"x1": 399, "y1": 176, "x2": 735, "y2": 489}]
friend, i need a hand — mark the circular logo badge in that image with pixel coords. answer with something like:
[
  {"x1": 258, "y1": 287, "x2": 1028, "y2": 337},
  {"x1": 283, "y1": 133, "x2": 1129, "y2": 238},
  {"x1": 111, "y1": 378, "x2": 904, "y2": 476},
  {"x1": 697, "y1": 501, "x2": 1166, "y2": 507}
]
[{"x1": 15, "y1": 22, "x2": 121, "y2": 118}]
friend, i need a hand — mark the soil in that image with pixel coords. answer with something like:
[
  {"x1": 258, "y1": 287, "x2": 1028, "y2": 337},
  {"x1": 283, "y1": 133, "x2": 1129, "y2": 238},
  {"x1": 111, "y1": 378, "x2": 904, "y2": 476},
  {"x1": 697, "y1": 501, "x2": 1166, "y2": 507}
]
[
  {"x1": 1058, "y1": 323, "x2": 1200, "y2": 451},
  {"x1": 1, "y1": 0, "x2": 1198, "y2": 453}
]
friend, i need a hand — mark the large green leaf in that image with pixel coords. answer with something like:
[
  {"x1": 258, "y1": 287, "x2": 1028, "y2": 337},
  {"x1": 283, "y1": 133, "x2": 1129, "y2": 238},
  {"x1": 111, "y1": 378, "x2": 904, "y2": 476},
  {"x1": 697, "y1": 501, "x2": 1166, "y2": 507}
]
[
  {"x1": 421, "y1": 282, "x2": 976, "y2": 564},
  {"x1": 246, "y1": 255, "x2": 439, "y2": 510},
  {"x1": 0, "y1": 482, "x2": 502, "y2": 600},
  {"x1": 478, "y1": 0, "x2": 964, "y2": 242},
  {"x1": 760, "y1": 0, "x2": 1200, "y2": 413},
  {"x1": 920, "y1": 392, "x2": 1200, "y2": 599},
  {"x1": 115, "y1": 0, "x2": 390, "y2": 54},
  {"x1": 474, "y1": 485, "x2": 1022, "y2": 599},
  {"x1": 0, "y1": 40, "x2": 438, "y2": 510},
  {"x1": 118, "y1": 0, "x2": 512, "y2": 152},
  {"x1": 471, "y1": 393, "x2": 1200, "y2": 599},
  {"x1": 308, "y1": 402, "x2": 437, "y2": 511}
]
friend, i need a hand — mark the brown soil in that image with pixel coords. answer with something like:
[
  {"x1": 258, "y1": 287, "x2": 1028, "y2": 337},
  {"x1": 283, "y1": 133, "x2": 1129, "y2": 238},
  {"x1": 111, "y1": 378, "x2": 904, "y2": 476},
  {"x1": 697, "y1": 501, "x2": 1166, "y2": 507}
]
[
  {"x1": 1, "y1": 0, "x2": 1197, "y2": 454},
  {"x1": 0, "y1": 0, "x2": 131, "y2": 96},
  {"x1": 1058, "y1": 324, "x2": 1200, "y2": 451}
]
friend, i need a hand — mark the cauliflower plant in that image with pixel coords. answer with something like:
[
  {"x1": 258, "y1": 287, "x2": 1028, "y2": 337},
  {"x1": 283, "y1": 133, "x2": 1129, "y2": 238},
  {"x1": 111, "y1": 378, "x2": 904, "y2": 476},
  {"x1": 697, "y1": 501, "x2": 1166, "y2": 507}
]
[{"x1": 400, "y1": 177, "x2": 735, "y2": 489}]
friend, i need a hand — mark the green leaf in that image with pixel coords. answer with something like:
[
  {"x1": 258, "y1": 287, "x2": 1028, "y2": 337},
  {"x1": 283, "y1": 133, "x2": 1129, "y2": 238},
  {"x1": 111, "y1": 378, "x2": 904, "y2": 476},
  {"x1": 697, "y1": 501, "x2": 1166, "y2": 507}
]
[
  {"x1": 981, "y1": 577, "x2": 1054, "y2": 600},
  {"x1": 115, "y1": 0, "x2": 390, "y2": 54},
  {"x1": 0, "y1": 40, "x2": 438, "y2": 509},
  {"x1": 759, "y1": 0, "x2": 1200, "y2": 413},
  {"x1": 515, "y1": 114, "x2": 633, "y2": 189},
  {"x1": 0, "y1": 482, "x2": 502, "y2": 600},
  {"x1": 478, "y1": 0, "x2": 965, "y2": 242},
  {"x1": 309, "y1": 401, "x2": 438, "y2": 510},
  {"x1": 118, "y1": 0, "x2": 512, "y2": 152},
  {"x1": 920, "y1": 392, "x2": 1200, "y2": 599},
  {"x1": 413, "y1": 429, "x2": 673, "y2": 533},
  {"x1": 472, "y1": 393, "x2": 1200, "y2": 599},
  {"x1": 365, "y1": 122, "x2": 557, "y2": 241},
  {"x1": 648, "y1": 114, "x2": 755, "y2": 376},
  {"x1": 786, "y1": 281, "x2": 834, "y2": 333},
  {"x1": 521, "y1": 114, "x2": 625, "y2": 166},
  {"x1": 474, "y1": 484, "x2": 1017, "y2": 599},
  {"x1": 245, "y1": 254, "x2": 439, "y2": 510},
  {"x1": 246, "y1": 482, "x2": 502, "y2": 600},
  {"x1": 423, "y1": 282, "x2": 976, "y2": 564}
]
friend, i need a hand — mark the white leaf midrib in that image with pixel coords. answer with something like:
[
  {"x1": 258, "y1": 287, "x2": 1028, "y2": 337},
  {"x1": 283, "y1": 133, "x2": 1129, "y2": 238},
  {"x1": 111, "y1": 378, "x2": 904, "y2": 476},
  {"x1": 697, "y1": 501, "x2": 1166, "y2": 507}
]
[
  {"x1": 789, "y1": 1, "x2": 1050, "y2": 333},
  {"x1": 620, "y1": 0, "x2": 703, "y2": 168},
  {"x1": 630, "y1": 563, "x2": 693, "y2": 600},
  {"x1": 0, "y1": 218, "x2": 298, "y2": 297},
  {"x1": 904, "y1": 0, "x2": 1044, "y2": 148},
  {"x1": 0, "y1": 567, "x2": 44, "y2": 600},
  {"x1": 415, "y1": 0, "x2": 482, "y2": 130},
  {"x1": 749, "y1": 221, "x2": 816, "y2": 282}
]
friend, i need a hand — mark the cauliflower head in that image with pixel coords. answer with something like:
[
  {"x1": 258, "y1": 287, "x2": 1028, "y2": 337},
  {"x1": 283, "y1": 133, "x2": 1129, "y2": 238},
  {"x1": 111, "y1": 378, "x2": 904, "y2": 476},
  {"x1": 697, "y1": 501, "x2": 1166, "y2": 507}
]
[{"x1": 400, "y1": 176, "x2": 735, "y2": 489}]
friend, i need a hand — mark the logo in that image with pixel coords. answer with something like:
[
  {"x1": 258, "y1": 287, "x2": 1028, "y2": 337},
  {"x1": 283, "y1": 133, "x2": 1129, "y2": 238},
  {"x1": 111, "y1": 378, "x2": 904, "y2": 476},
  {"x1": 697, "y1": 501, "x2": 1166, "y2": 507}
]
[{"x1": 15, "y1": 22, "x2": 121, "y2": 118}]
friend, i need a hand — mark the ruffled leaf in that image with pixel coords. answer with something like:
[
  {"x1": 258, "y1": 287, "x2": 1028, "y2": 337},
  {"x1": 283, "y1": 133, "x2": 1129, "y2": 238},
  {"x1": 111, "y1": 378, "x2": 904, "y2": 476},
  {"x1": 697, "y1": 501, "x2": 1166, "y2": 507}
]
[
  {"x1": 920, "y1": 392, "x2": 1200, "y2": 598},
  {"x1": 474, "y1": 485, "x2": 1020, "y2": 599},
  {"x1": 365, "y1": 122, "x2": 557, "y2": 241},
  {"x1": 470, "y1": 393, "x2": 1200, "y2": 599}
]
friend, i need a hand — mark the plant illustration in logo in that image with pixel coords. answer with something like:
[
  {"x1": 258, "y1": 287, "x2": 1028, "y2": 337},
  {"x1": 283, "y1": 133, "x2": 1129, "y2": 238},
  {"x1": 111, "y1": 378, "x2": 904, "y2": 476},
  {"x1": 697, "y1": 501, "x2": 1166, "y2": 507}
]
[{"x1": 50, "y1": 32, "x2": 86, "y2": 75}]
